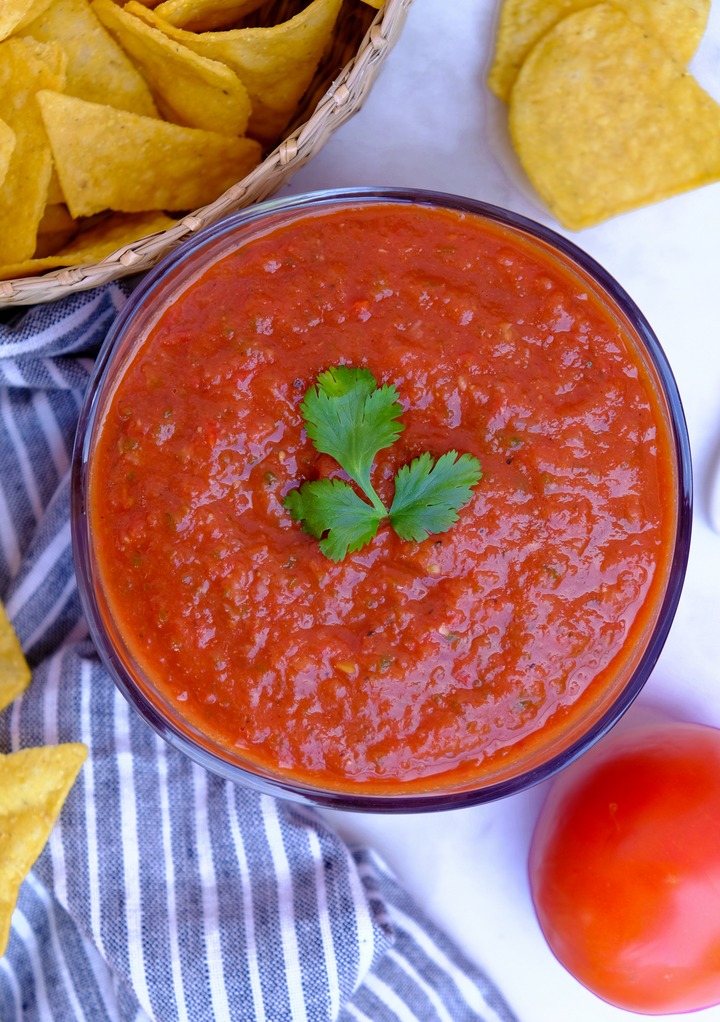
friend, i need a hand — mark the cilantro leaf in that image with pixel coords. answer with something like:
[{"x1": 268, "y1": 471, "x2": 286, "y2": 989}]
[
  {"x1": 389, "y1": 451, "x2": 483, "y2": 542},
  {"x1": 300, "y1": 365, "x2": 404, "y2": 513},
  {"x1": 284, "y1": 366, "x2": 483, "y2": 560},
  {"x1": 284, "y1": 478, "x2": 383, "y2": 562},
  {"x1": 313, "y1": 365, "x2": 376, "y2": 400}
]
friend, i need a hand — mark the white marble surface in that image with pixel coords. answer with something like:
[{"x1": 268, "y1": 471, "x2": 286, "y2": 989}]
[{"x1": 281, "y1": 1, "x2": 720, "y2": 1020}]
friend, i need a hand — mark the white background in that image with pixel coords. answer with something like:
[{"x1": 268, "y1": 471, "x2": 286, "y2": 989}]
[{"x1": 283, "y1": 2, "x2": 720, "y2": 1020}]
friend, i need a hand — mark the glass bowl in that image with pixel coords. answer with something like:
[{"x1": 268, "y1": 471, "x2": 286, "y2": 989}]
[{"x1": 71, "y1": 187, "x2": 692, "y2": 812}]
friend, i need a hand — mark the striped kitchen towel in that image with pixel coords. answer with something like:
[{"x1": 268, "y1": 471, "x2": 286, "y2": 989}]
[{"x1": 0, "y1": 285, "x2": 519, "y2": 1022}]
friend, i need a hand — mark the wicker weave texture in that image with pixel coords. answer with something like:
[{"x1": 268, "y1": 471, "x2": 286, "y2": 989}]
[{"x1": 0, "y1": 0, "x2": 413, "y2": 308}]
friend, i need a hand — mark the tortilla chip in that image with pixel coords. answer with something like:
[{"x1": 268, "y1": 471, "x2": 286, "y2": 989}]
[
  {"x1": 126, "y1": 0, "x2": 344, "y2": 142},
  {"x1": 0, "y1": 603, "x2": 30, "y2": 715},
  {"x1": 0, "y1": 743, "x2": 87, "y2": 957},
  {"x1": 152, "y1": 0, "x2": 265, "y2": 32},
  {"x1": 13, "y1": 0, "x2": 55, "y2": 31},
  {"x1": 21, "y1": 0, "x2": 158, "y2": 117},
  {"x1": 92, "y1": 0, "x2": 251, "y2": 136},
  {"x1": 488, "y1": 0, "x2": 711, "y2": 101},
  {"x1": 42, "y1": 91, "x2": 263, "y2": 216},
  {"x1": 0, "y1": 121, "x2": 16, "y2": 192},
  {"x1": 0, "y1": 211, "x2": 176, "y2": 278},
  {"x1": 33, "y1": 202, "x2": 78, "y2": 256},
  {"x1": 45, "y1": 167, "x2": 64, "y2": 205},
  {"x1": 0, "y1": 0, "x2": 51, "y2": 40},
  {"x1": 37, "y1": 202, "x2": 75, "y2": 234},
  {"x1": 0, "y1": 37, "x2": 66, "y2": 264},
  {"x1": 38, "y1": 91, "x2": 261, "y2": 217},
  {"x1": 509, "y1": 4, "x2": 720, "y2": 230}
]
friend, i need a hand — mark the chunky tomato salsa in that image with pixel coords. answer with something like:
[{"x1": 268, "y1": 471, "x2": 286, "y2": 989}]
[{"x1": 90, "y1": 202, "x2": 676, "y2": 793}]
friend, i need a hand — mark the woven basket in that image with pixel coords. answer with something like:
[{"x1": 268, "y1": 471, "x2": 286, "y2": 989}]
[{"x1": 0, "y1": 0, "x2": 414, "y2": 308}]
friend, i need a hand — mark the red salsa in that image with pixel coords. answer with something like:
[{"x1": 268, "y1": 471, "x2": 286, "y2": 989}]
[{"x1": 90, "y1": 202, "x2": 677, "y2": 794}]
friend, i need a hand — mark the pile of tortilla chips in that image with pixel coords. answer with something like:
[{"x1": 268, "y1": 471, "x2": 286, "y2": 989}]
[
  {"x1": 0, "y1": 0, "x2": 360, "y2": 280},
  {"x1": 488, "y1": 0, "x2": 720, "y2": 230},
  {"x1": 0, "y1": 600, "x2": 87, "y2": 958}
]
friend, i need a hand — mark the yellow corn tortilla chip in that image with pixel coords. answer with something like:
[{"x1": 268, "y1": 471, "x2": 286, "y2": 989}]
[
  {"x1": 37, "y1": 202, "x2": 75, "y2": 234},
  {"x1": 92, "y1": 0, "x2": 251, "y2": 136},
  {"x1": 152, "y1": 0, "x2": 265, "y2": 32},
  {"x1": 0, "y1": 603, "x2": 30, "y2": 715},
  {"x1": 0, "y1": 0, "x2": 51, "y2": 40},
  {"x1": 488, "y1": 0, "x2": 711, "y2": 101},
  {"x1": 38, "y1": 90, "x2": 262, "y2": 216},
  {"x1": 1, "y1": 211, "x2": 175, "y2": 278},
  {"x1": 126, "y1": 0, "x2": 344, "y2": 142},
  {"x1": 509, "y1": 4, "x2": 720, "y2": 230},
  {"x1": 21, "y1": 0, "x2": 158, "y2": 117},
  {"x1": 0, "y1": 743, "x2": 87, "y2": 957},
  {"x1": 0, "y1": 120, "x2": 16, "y2": 191},
  {"x1": 13, "y1": 0, "x2": 54, "y2": 31},
  {"x1": 0, "y1": 38, "x2": 66, "y2": 265},
  {"x1": 46, "y1": 166, "x2": 64, "y2": 205},
  {"x1": 34, "y1": 203, "x2": 78, "y2": 257}
]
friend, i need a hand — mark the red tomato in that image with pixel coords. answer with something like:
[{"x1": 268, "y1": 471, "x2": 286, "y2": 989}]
[{"x1": 529, "y1": 720, "x2": 720, "y2": 1014}]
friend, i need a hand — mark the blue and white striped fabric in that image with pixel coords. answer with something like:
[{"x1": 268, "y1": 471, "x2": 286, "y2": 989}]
[{"x1": 0, "y1": 286, "x2": 520, "y2": 1022}]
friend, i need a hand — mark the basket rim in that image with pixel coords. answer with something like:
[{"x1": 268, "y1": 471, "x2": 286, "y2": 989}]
[{"x1": 0, "y1": 0, "x2": 415, "y2": 308}]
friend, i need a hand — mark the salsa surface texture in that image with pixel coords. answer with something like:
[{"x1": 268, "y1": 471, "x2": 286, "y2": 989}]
[{"x1": 90, "y1": 202, "x2": 676, "y2": 793}]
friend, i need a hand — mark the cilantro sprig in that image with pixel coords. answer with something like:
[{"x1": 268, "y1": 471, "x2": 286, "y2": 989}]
[{"x1": 284, "y1": 366, "x2": 482, "y2": 561}]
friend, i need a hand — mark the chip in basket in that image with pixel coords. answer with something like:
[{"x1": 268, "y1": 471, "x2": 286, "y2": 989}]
[
  {"x1": 34, "y1": 202, "x2": 77, "y2": 257},
  {"x1": 37, "y1": 90, "x2": 262, "y2": 217},
  {"x1": 2, "y1": 210, "x2": 175, "y2": 278},
  {"x1": 0, "y1": 37, "x2": 66, "y2": 265},
  {"x1": 0, "y1": 743, "x2": 87, "y2": 957},
  {"x1": 488, "y1": 0, "x2": 710, "y2": 101},
  {"x1": 0, "y1": 121, "x2": 15, "y2": 191},
  {"x1": 0, "y1": 0, "x2": 52, "y2": 41},
  {"x1": 92, "y1": 0, "x2": 252, "y2": 135},
  {"x1": 124, "y1": 0, "x2": 345, "y2": 142},
  {"x1": 20, "y1": 0, "x2": 158, "y2": 115},
  {"x1": 508, "y1": 4, "x2": 720, "y2": 230},
  {"x1": 151, "y1": 0, "x2": 266, "y2": 32}
]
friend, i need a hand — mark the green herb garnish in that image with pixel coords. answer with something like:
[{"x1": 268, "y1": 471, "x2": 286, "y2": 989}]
[{"x1": 284, "y1": 366, "x2": 482, "y2": 561}]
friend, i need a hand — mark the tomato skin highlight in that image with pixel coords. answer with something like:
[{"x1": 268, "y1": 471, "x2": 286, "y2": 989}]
[{"x1": 529, "y1": 721, "x2": 720, "y2": 1015}]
